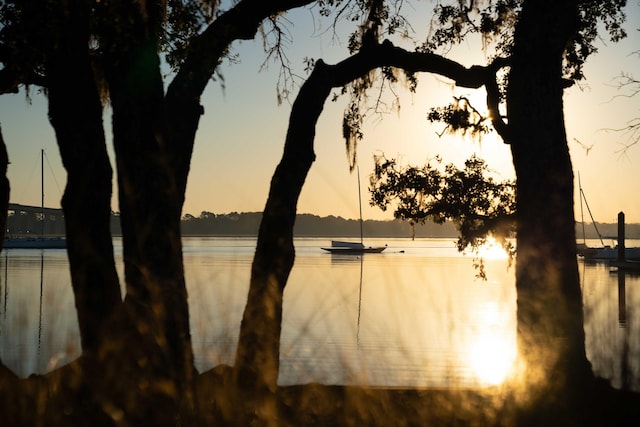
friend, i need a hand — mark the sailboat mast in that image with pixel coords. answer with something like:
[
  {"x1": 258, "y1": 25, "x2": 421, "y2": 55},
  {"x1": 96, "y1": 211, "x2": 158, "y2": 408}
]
[
  {"x1": 578, "y1": 173, "x2": 586, "y2": 245},
  {"x1": 41, "y1": 149, "x2": 44, "y2": 238},
  {"x1": 357, "y1": 166, "x2": 363, "y2": 245},
  {"x1": 579, "y1": 174, "x2": 605, "y2": 247}
]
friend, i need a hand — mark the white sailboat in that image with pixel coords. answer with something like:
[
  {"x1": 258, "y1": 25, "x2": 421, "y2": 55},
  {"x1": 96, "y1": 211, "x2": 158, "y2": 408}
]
[
  {"x1": 3, "y1": 149, "x2": 66, "y2": 249},
  {"x1": 576, "y1": 175, "x2": 638, "y2": 261},
  {"x1": 321, "y1": 166, "x2": 386, "y2": 254}
]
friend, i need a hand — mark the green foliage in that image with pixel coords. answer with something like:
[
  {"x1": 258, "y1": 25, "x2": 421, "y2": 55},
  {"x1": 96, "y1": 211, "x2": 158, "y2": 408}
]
[
  {"x1": 370, "y1": 153, "x2": 516, "y2": 271},
  {"x1": 424, "y1": 0, "x2": 626, "y2": 82},
  {"x1": 565, "y1": 0, "x2": 627, "y2": 80},
  {"x1": 309, "y1": 0, "x2": 627, "y2": 169},
  {"x1": 164, "y1": 0, "x2": 220, "y2": 69},
  {"x1": 0, "y1": 1, "x2": 222, "y2": 89},
  {"x1": 427, "y1": 96, "x2": 491, "y2": 137},
  {"x1": 0, "y1": 0, "x2": 51, "y2": 91},
  {"x1": 420, "y1": 0, "x2": 522, "y2": 55}
]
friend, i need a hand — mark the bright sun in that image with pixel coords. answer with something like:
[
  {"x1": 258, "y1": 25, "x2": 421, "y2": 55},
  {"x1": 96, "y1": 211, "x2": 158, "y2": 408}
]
[
  {"x1": 467, "y1": 331, "x2": 517, "y2": 386},
  {"x1": 476, "y1": 236, "x2": 509, "y2": 260}
]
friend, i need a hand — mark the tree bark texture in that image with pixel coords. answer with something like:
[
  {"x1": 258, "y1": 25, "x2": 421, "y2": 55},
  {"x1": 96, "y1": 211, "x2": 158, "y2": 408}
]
[
  {"x1": 0, "y1": 126, "x2": 16, "y2": 380},
  {"x1": 98, "y1": 1, "x2": 195, "y2": 423},
  {"x1": 44, "y1": 0, "x2": 121, "y2": 356},
  {"x1": 508, "y1": 0, "x2": 593, "y2": 419}
]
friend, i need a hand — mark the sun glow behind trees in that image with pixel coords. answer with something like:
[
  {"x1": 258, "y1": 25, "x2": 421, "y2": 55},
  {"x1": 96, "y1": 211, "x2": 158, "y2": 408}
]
[
  {"x1": 0, "y1": 5, "x2": 639, "y2": 223},
  {"x1": 473, "y1": 237, "x2": 510, "y2": 260}
]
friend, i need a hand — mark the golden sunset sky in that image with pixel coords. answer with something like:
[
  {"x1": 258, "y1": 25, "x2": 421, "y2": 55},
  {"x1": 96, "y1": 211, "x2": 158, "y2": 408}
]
[{"x1": 1, "y1": 2, "x2": 639, "y2": 223}]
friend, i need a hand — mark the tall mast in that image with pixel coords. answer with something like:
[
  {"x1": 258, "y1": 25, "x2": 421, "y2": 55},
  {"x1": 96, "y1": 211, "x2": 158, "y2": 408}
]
[
  {"x1": 357, "y1": 165, "x2": 363, "y2": 245},
  {"x1": 579, "y1": 173, "x2": 605, "y2": 247},
  {"x1": 578, "y1": 173, "x2": 586, "y2": 245}
]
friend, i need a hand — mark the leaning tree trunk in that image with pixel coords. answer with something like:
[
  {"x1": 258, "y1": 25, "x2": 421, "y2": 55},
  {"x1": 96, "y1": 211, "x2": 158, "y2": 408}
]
[
  {"x1": 45, "y1": 0, "x2": 121, "y2": 356},
  {"x1": 98, "y1": 1, "x2": 195, "y2": 424},
  {"x1": 508, "y1": 0, "x2": 593, "y2": 422},
  {"x1": 233, "y1": 59, "x2": 331, "y2": 426},
  {"x1": 234, "y1": 41, "x2": 510, "y2": 425},
  {"x1": 0, "y1": 127, "x2": 15, "y2": 376},
  {"x1": 164, "y1": 0, "x2": 318, "y2": 208}
]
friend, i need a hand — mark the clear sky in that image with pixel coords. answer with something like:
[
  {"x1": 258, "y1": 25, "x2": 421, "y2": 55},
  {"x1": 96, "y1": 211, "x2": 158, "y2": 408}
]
[{"x1": 1, "y1": 2, "x2": 639, "y2": 224}]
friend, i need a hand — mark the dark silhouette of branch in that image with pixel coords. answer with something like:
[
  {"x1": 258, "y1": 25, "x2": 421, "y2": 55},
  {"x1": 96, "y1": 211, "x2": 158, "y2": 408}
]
[
  {"x1": 165, "y1": 0, "x2": 318, "y2": 206},
  {"x1": 573, "y1": 138, "x2": 593, "y2": 155},
  {"x1": 236, "y1": 38, "x2": 512, "y2": 425},
  {"x1": 167, "y1": 0, "x2": 316, "y2": 100},
  {"x1": 0, "y1": 67, "x2": 47, "y2": 94}
]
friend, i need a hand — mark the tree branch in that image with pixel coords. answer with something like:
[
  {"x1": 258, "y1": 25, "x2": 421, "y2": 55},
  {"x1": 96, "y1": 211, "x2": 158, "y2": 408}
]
[
  {"x1": 237, "y1": 43, "x2": 514, "y2": 422},
  {"x1": 486, "y1": 57, "x2": 511, "y2": 143},
  {"x1": 0, "y1": 67, "x2": 47, "y2": 94},
  {"x1": 324, "y1": 40, "x2": 510, "y2": 99},
  {"x1": 167, "y1": 0, "x2": 316, "y2": 100}
]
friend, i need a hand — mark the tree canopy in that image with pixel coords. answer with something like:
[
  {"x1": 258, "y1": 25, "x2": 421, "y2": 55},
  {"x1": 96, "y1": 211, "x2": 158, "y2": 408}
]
[{"x1": 0, "y1": 1, "x2": 638, "y2": 426}]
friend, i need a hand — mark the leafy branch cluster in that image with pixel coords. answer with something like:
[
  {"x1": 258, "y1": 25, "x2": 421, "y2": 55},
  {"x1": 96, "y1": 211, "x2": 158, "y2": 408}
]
[
  {"x1": 336, "y1": 1, "x2": 515, "y2": 170},
  {"x1": 405, "y1": 0, "x2": 627, "y2": 150},
  {"x1": 427, "y1": 95, "x2": 491, "y2": 137},
  {"x1": 164, "y1": 0, "x2": 220, "y2": 68},
  {"x1": 423, "y1": 0, "x2": 520, "y2": 55},
  {"x1": 568, "y1": 0, "x2": 627, "y2": 80},
  {"x1": 0, "y1": 0, "x2": 49, "y2": 92},
  {"x1": 370, "y1": 153, "x2": 516, "y2": 276},
  {"x1": 423, "y1": 0, "x2": 626, "y2": 82}
]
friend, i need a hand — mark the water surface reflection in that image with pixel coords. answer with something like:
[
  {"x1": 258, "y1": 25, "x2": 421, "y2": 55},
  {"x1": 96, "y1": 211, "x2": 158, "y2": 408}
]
[{"x1": 0, "y1": 237, "x2": 638, "y2": 391}]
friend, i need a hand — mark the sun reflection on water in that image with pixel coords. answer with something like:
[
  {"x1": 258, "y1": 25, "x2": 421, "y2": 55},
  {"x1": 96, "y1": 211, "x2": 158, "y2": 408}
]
[
  {"x1": 466, "y1": 301, "x2": 518, "y2": 386},
  {"x1": 468, "y1": 331, "x2": 517, "y2": 385}
]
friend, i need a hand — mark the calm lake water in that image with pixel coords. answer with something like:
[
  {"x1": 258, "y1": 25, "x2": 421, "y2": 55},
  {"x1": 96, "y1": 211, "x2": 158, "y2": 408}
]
[{"x1": 1, "y1": 237, "x2": 639, "y2": 390}]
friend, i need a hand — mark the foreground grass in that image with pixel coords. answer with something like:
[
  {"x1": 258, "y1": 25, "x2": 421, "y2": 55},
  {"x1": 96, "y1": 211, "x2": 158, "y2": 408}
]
[{"x1": 2, "y1": 362, "x2": 640, "y2": 426}]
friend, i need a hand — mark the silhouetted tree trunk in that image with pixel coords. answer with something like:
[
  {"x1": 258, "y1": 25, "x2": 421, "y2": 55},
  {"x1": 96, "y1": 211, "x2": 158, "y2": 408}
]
[
  {"x1": 0, "y1": 126, "x2": 11, "y2": 376},
  {"x1": 233, "y1": 58, "x2": 330, "y2": 427},
  {"x1": 45, "y1": 0, "x2": 121, "y2": 356},
  {"x1": 91, "y1": 3, "x2": 320, "y2": 423},
  {"x1": 508, "y1": 0, "x2": 593, "y2": 422},
  {"x1": 0, "y1": 124, "x2": 21, "y2": 421},
  {"x1": 98, "y1": 1, "x2": 195, "y2": 423},
  {"x1": 164, "y1": 0, "x2": 317, "y2": 208},
  {"x1": 235, "y1": 41, "x2": 508, "y2": 425},
  {"x1": 0, "y1": 126, "x2": 7, "y2": 245}
]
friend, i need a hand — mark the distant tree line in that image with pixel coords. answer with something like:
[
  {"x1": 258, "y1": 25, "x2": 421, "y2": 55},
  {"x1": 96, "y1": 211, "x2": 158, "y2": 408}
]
[
  {"x1": 180, "y1": 211, "x2": 460, "y2": 237},
  {"x1": 7, "y1": 206, "x2": 639, "y2": 239},
  {"x1": 576, "y1": 221, "x2": 640, "y2": 241}
]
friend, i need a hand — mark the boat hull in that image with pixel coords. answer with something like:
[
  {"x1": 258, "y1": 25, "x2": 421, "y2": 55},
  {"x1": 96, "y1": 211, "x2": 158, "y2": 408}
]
[
  {"x1": 3, "y1": 237, "x2": 67, "y2": 249},
  {"x1": 578, "y1": 245, "x2": 640, "y2": 261},
  {"x1": 321, "y1": 245, "x2": 386, "y2": 254},
  {"x1": 323, "y1": 239, "x2": 386, "y2": 254}
]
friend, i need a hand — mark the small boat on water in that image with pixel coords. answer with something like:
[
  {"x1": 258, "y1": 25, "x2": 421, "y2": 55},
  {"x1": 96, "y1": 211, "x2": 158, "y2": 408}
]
[
  {"x1": 321, "y1": 240, "x2": 386, "y2": 254},
  {"x1": 3, "y1": 235, "x2": 66, "y2": 249},
  {"x1": 576, "y1": 176, "x2": 637, "y2": 261},
  {"x1": 321, "y1": 166, "x2": 386, "y2": 255},
  {"x1": 578, "y1": 244, "x2": 640, "y2": 261}
]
